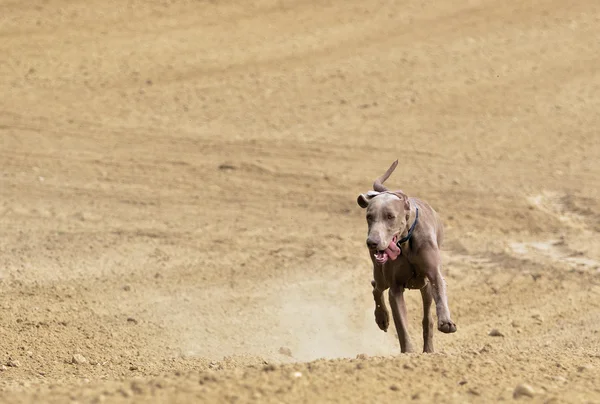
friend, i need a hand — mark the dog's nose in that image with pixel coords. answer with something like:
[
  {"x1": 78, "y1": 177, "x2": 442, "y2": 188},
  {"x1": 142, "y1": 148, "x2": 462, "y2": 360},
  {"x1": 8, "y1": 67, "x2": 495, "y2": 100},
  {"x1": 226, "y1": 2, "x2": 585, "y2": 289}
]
[{"x1": 366, "y1": 237, "x2": 379, "y2": 250}]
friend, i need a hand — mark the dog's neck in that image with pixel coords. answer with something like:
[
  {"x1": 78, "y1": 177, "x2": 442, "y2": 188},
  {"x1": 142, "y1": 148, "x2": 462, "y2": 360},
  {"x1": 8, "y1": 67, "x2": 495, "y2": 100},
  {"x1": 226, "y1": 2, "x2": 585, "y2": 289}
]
[{"x1": 397, "y1": 202, "x2": 419, "y2": 247}]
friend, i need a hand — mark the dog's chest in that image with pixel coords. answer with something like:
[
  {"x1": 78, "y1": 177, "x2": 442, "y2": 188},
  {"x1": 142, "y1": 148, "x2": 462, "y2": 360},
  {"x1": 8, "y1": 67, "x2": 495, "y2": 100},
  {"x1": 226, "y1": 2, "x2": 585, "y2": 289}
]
[{"x1": 383, "y1": 255, "x2": 426, "y2": 289}]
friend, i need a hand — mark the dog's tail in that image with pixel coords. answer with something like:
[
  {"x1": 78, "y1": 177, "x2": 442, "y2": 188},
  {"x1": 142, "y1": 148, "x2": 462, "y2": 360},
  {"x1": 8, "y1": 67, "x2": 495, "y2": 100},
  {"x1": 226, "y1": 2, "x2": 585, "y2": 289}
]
[{"x1": 373, "y1": 160, "x2": 398, "y2": 192}]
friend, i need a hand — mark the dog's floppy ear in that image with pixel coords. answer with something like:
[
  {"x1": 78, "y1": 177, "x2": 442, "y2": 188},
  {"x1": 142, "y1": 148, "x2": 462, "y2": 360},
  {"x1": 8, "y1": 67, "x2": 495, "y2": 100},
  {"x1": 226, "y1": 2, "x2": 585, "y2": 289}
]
[
  {"x1": 357, "y1": 190, "x2": 380, "y2": 208},
  {"x1": 391, "y1": 190, "x2": 410, "y2": 210}
]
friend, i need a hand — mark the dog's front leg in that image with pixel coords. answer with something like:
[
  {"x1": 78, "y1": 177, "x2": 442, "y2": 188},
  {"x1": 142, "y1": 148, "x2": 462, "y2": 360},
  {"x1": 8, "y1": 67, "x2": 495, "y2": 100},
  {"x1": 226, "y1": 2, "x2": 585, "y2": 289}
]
[
  {"x1": 389, "y1": 284, "x2": 414, "y2": 353},
  {"x1": 427, "y1": 268, "x2": 456, "y2": 333},
  {"x1": 371, "y1": 280, "x2": 389, "y2": 332},
  {"x1": 416, "y1": 247, "x2": 457, "y2": 334}
]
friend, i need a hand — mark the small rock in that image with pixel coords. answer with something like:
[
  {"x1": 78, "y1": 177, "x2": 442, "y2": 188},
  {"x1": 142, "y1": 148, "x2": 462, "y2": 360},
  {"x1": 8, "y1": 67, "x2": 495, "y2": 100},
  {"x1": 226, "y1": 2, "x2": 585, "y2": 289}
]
[
  {"x1": 356, "y1": 353, "x2": 369, "y2": 360},
  {"x1": 511, "y1": 320, "x2": 521, "y2": 328},
  {"x1": 0, "y1": 365, "x2": 7, "y2": 371},
  {"x1": 489, "y1": 329, "x2": 504, "y2": 337},
  {"x1": 390, "y1": 385, "x2": 399, "y2": 391},
  {"x1": 71, "y1": 354, "x2": 87, "y2": 365},
  {"x1": 127, "y1": 317, "x2": 138, "y2": 324},
  {"x1": 578, "y1": 364, "x2": 593, "y2": 372},
  {"x1": 218, "y1": 163, "x2": 237, "y2": 171},
  {"x1": 458, "y1": 380, "x2": 468, "y2": 385},
  {"x1": 403, "y1": 363, "x2": 413, "y2": 370},
  {"x1": 118, "y1": 388, "x2": 132, "y2": 398},
  {"x1": 513, "y1": 383, "x2": 535, "y2": 398},
  {"x1": 468, "y1": 388, "x2": 480, "y2": 396},
  {"x1": 131, "y1": 381, "x2": 144, "y2": 394},
  {"x1": 479, "y1": 343, "x2": 493, "y2": 353},
  {"x1": 129, "y1": 365, "x2": 139, "y2": 371},
  {"x1": 532, "y1": 314, "x2": 544, "y2": 323},
  {"x1": 7, "y1": 360, "x2": 20, "y2": 368},
  {"x1": 263, "y1": 364, "x2": 277, "y2": 372},
  {"x1": 278, "y1": 347, "x2": 292, "y2": 357},
  {"x1": 123, "y1": 285, "x2": 131, "y2": 291}
]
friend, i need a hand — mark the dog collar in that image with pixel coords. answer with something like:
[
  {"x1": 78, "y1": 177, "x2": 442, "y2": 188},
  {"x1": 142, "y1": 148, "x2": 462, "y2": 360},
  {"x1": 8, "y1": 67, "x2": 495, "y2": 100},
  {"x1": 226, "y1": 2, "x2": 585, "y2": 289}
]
[{"x1": 396, "y1": 206, "x2": 419, "y2": 250}]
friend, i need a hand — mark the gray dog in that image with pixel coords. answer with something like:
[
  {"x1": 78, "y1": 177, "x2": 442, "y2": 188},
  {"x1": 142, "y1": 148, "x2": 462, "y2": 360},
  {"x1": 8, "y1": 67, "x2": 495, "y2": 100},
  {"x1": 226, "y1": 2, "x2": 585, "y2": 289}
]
[{"x1": 357, "y1": 160, "x2": 456, "y2": 353}]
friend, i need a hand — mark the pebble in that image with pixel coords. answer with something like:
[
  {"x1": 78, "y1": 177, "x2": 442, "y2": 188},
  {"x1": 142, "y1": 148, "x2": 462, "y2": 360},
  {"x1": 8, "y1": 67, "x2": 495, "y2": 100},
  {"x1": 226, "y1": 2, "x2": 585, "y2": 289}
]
[
  {"x1": 278, "y1": 347, "x2": 292, "y2": 357},
  {"x1": 218, "y1": 163, "x2": 237, "y2": 171},
  {"x1": 578, "y1": 364, "x2": 593, "y2": 372},
  {"x1": 130, "y1": 381, "x2": 144, "y2": 394},
  {"x1": 0, "y1": 365, "x2": 7, "y2": 371},
  {"x1": 7, "y1": 360, "x2": 20, "y2": 368},
  {"x1": 71, "y1": 354, "x2": 87, "y2": 365},
  {"x1": 263, "y1": 364, "x2": 277, "y2": 372},
  {"x1": 468, "y1": 388, "x2": 480, "y2": 396},
  {"x1": 479, "y1": 344, "x2": 493, "y2": 354},
  {"x1": 356, "y1": 353, "x2": 369, "y2": 360},
  {"x1": 489, "y1": 329, "x2": 504, "y2": 337},
  {"x1": 118, "y1": 388, "x2": 132, "y2": 398},
  {"x1": 390, "y1": 385, "x2": 399, "y2": 391},
  {"x1": 531, "y1": 314, "x2": 544, "y2": 323},
  {"x1": 513, "y1": 383, "x2": 535, "y2": 398}
]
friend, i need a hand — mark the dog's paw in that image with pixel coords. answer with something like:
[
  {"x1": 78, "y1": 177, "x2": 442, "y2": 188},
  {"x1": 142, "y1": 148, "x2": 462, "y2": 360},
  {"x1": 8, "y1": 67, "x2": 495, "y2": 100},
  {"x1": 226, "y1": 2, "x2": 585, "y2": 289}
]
[
  {"x1": 374, "y1": 306, "x2": 389, "y2": 332},
  {"x1": 438, "y1": 320, "x2": 457, "y2": 333}
]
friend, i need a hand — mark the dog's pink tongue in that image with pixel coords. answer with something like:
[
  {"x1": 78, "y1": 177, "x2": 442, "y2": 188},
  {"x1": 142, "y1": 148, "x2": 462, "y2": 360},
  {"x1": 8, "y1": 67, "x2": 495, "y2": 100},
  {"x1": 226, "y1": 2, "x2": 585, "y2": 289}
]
[
  {"x1": 374, "y1": 251, "x2": 388, "y2": 264},
  {"x1": 385, "y1": 239, "x2": 401, "y2": 261}
]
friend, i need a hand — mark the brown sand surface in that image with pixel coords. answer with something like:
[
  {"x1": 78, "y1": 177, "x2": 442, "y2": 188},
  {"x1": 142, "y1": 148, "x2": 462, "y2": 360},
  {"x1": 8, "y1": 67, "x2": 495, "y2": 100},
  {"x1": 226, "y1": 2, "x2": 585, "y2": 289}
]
[{"x1": 1, "y1": 0, "x2": 599, "y2": 402}]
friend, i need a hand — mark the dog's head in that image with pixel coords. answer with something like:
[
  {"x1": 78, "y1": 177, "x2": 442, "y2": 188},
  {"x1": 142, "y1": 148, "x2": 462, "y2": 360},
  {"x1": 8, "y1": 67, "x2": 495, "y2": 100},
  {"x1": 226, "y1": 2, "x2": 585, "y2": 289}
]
[{"x1": 357, "y1": 191, "x2": 411, "y2": 265}]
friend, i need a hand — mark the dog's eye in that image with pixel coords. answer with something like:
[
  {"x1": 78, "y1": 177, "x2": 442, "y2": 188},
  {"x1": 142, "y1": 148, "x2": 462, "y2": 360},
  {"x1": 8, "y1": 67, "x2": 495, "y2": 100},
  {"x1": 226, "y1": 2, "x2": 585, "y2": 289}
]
[
  {"x1": 366, "y1": 215, "x2": 373, "y2": 222},
  {"x1": 387, "y1": 214, "x2": 395, "y2": 220}
]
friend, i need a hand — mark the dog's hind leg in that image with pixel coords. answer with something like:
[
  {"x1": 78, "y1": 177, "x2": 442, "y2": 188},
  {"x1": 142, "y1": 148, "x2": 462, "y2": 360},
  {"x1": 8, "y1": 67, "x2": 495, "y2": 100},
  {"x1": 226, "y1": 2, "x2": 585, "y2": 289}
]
[
  {"x1": 389, "y1": 285, "x2": 414, "y2": 353},
  {"x1": 420, "y1": 282, "x2": 435, "y2": 353}
]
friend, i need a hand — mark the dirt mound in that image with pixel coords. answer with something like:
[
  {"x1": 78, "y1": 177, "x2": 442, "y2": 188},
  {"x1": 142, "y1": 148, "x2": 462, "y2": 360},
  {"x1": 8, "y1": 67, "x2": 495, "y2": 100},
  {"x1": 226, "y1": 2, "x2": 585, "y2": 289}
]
[{"x1": 1, "y1": 0, "x2": 599, "y2": 402}]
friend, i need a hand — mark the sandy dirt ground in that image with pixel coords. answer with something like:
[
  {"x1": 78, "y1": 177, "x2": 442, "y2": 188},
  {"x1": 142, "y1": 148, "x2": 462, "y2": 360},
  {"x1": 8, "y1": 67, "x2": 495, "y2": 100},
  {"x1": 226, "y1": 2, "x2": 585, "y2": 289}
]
[{"x1": 1, "y1": 0, "x2": 600, "y2": 402}]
